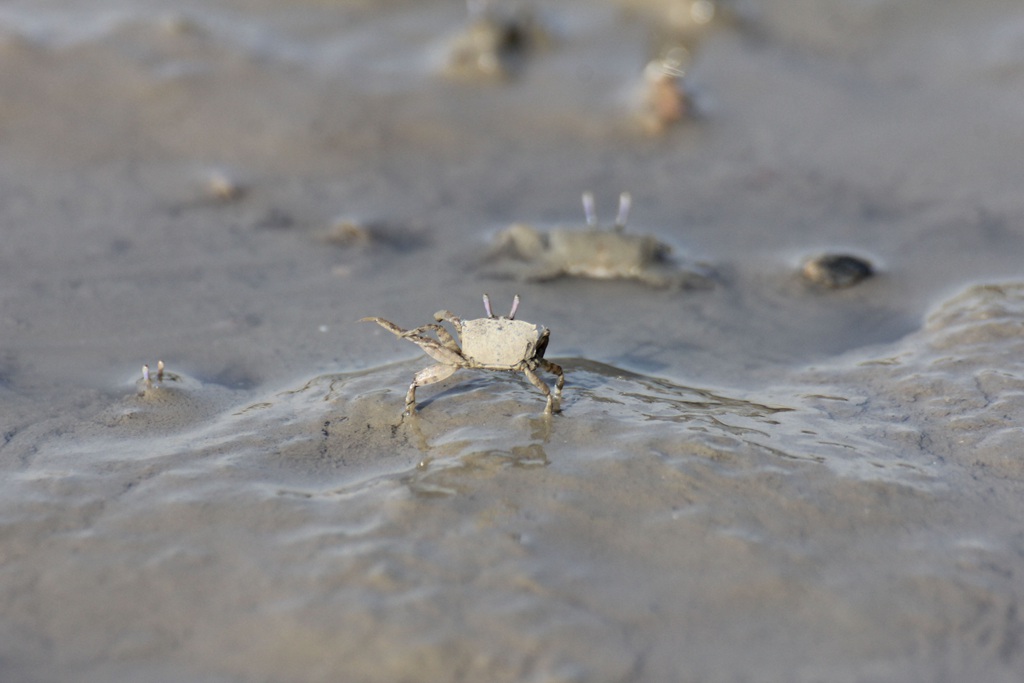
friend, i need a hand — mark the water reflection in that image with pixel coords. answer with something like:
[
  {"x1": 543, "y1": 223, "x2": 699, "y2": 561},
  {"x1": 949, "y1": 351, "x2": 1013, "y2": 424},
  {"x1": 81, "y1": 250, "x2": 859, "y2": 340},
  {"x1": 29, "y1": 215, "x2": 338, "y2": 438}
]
[{"x1": 169, "y1": 353, "x2": 944, "y2": 505}]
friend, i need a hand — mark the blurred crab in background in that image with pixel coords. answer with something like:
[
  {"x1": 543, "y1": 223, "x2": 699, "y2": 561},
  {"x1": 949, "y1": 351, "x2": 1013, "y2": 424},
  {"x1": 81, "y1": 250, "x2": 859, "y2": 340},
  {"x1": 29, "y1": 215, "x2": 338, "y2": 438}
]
[
  {"x1": 487, "y1": 192, "x2": 713, "y2": 289},
  {"x1": 635, "y1": 47, "x2": 696, "y2": 133},
  {"x1": 443, "y1": 0, "x2": 551, "y2": 81}
]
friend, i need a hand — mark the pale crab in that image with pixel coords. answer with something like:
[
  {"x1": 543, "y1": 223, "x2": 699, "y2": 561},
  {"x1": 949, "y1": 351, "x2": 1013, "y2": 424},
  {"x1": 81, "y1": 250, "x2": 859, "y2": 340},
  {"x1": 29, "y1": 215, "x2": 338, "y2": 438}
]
[
  {"x1": 488, "y1": 192, "x2": 711, "y2": 289},
  {"x1": 635, "y1": 48, "x2": 695, "y2": 134},
  {"x1": 360, "y1": 294, "x2": 564, "y2": 415}
]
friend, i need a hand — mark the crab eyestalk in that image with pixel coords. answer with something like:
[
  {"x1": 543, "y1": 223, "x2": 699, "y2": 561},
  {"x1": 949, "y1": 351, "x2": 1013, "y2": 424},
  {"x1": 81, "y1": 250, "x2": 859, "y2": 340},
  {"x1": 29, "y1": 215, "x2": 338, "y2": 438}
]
[
  {"x1": 582, "y1": 191, "x2": 597, "y2": 228},
  {"x1": 508, "y1": 294, "x2": 520, "y2": 320},
  {"x1": 483, "y1": 293, "x2": 520, "y2": 319},
  {"x1": 615, "y1": 192, "x2": 632, "y2": 232}
]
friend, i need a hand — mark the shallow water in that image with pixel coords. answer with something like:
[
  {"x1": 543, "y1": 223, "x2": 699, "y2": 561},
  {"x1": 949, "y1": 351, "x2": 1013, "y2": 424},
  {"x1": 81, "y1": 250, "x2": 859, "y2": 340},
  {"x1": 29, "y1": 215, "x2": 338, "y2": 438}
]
[{"x1": 2, "y1": 0, "x2": 1024, "y2": 681}]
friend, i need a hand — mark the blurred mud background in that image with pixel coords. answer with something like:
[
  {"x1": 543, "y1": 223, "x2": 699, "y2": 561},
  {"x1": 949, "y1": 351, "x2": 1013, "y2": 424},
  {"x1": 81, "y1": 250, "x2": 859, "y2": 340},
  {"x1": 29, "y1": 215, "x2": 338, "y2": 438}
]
[{"x1": 2, "y1": 0, "x2": 1024, "y2": 681}]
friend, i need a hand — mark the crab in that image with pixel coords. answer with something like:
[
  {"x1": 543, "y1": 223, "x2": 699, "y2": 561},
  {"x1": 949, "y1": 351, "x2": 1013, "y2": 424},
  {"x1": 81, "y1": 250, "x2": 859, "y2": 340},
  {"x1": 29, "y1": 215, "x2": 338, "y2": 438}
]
[
  {"x1": 360, "y1": 294, "x2": 564, "y2": 415},
  {"x1": 443, "y1": 0, "x2": 548, "y2": 81},
  {"x1": 635, "y1": 49, "x2": 695, "y2": 134},
  {"x1": 488, "y1": 192, "x2": 711, "y2": 289},
  {"x1": 135, "y1": 360, "x2": 183, "y2": 397}
]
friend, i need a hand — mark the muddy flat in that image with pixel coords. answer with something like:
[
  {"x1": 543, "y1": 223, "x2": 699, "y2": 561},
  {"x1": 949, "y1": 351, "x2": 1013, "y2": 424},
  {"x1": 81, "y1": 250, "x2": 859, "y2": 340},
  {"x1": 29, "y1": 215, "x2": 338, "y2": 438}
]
[{"x1": 2, "y1": 1, "x2": 1024, "y2": 681}]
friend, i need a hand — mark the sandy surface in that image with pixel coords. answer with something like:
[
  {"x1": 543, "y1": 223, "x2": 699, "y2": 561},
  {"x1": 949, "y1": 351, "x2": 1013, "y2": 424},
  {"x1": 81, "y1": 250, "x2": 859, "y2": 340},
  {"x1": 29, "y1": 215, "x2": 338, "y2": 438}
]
[{"x1": 3, "y1": 0, "x2": 1024, "y2": 681}]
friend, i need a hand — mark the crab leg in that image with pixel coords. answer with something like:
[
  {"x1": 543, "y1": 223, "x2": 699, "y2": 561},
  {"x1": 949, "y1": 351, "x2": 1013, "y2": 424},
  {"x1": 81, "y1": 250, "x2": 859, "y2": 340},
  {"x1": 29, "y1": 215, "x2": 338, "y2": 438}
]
[
  {"x1": 541, "y1": 359, "x2": 564, "y2": 394},
  {"x1": 406, "y1": 363, "x2": 459, "y2": 414},
  {"x1": 360, "y1": 317, "x2": 459, "y2": 351},
  {"x1": 540, "y1": 359, "x2": 564, "y2": 404},
  {"x1": 523, "y1": 366, "x2": 559, "y2": 415},
  {"x1": 433, "y1": 310, "x2": 464, "y2": 333},
  {"x1": 409, "y1": 323, "x2": 460, "y2": 352},
  {"x1": 359, "y1": 316, "x2": 407, "y2": 337}
]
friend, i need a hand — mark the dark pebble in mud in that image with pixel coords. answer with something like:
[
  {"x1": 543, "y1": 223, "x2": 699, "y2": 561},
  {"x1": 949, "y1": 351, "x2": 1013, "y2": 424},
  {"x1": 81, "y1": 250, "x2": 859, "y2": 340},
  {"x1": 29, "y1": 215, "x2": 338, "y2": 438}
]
[{"x1": 801, "y1": 254, "x2": 874, "y2": 289}]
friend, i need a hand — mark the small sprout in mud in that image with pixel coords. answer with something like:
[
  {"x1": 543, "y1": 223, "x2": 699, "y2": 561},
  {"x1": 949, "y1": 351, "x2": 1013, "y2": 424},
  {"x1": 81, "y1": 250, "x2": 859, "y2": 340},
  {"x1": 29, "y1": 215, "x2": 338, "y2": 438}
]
[
  {"x1": 361, "y1": 294, "x2": 564, "y2": 415},
  {"x1": 444, "y1": 0, "x2": 549, "y2": 80},
  {"x1": 205, "y1": 169, "x2": 245, "y2": 202},
  {"x1": 636, "y1": 47, "x2": 694, "y2": 134},
  {"x1": 801, "y1": 254, "x2": 875, "y2": 289},
  {"x1": 488, "y1": 191, "x2": 711, "y2": 289}
]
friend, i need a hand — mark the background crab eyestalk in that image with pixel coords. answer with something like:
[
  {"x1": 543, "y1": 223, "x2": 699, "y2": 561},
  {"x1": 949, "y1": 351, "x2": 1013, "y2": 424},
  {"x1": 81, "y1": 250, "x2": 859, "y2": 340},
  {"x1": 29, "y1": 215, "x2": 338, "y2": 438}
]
[
  {"x1": 615, "y1": 192, "x2": 633, "y2": 232},
  {"x1": 582, "y1": 191, "x2": 597, "y2": 227}
]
